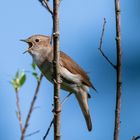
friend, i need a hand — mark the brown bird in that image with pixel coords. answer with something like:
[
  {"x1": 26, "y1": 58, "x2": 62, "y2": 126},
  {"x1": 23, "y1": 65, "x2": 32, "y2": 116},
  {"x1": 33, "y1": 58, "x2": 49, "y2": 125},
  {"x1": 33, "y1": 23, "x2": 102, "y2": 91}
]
[{"x1": 21, "y1": 35, "x2": 96, "y2": 131}]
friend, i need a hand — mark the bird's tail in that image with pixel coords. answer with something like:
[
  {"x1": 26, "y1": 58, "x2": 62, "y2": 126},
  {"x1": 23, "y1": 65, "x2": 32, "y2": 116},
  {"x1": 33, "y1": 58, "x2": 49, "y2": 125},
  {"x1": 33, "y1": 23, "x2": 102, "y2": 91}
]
[{"x1": 75, "y1": 90, "x2": 92, "y2": 131}]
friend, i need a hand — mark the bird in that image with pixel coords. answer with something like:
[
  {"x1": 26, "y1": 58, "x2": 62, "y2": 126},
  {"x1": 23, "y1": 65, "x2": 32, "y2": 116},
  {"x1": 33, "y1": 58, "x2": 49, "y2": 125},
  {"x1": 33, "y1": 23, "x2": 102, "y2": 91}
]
[{"x1": 21, "y1": 34, "x2": 96, "y2": 131}]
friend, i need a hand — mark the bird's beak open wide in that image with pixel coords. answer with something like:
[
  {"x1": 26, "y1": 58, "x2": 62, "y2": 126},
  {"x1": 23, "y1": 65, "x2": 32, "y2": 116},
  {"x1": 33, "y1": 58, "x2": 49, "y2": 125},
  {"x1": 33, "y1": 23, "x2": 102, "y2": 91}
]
[{"x1": 20, "y1": 39, "x2": 32, "y2": 54}]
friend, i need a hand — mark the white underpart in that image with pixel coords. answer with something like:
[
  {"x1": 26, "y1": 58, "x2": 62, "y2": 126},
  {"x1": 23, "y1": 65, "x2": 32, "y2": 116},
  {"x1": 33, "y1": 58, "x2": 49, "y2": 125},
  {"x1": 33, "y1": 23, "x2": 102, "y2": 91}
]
[
  {"x1": 60, "y1": 67, "x2": 82, "y2": 84},
  {"x1": 59, "y1": 66, "x2": 89, "y2": 93},
  {"x1": 32, "y1": 51, "x2": 44, "y2": 66}
]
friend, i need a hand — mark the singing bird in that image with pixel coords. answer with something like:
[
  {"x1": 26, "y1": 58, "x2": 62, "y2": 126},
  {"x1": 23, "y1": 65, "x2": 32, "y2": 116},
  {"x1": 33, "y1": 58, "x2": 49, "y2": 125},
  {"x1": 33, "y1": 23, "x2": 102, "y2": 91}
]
[{"x1": 21, "y1": 35, "x2": 96, "y2": 131}]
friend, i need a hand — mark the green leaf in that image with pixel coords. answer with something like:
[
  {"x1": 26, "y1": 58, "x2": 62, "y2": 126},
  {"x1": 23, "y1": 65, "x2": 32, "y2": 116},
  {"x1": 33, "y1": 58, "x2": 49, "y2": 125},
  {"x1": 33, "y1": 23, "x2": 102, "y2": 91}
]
[
  {"x1": 19, "y1": 71, "x2": 26, "y2": 87},
  {"x1": 32, "y1": 72, "x2": 39, "y2": 81},
  {"x1": 32, "y1": 62, "x2": 36, "y2": 70},
  {"x1": 31, "y1": 62, "x2": 40, "y2": 81},
  {"x1": 11, "y1": 70, "x2": 26, "y2": 93}
]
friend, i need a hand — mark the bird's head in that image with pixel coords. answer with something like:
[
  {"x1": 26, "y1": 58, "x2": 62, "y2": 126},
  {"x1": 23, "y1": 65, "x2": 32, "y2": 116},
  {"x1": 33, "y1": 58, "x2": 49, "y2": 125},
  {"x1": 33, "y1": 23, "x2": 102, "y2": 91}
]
[{"x1": 20, "y1": 34, "x2": 51, "y2": 56}]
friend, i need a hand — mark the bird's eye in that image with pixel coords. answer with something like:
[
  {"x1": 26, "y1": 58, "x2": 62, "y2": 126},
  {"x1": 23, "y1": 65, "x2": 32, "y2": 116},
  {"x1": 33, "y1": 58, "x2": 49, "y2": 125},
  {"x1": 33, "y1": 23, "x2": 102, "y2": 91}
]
[{"x1": 35, "y1": 39, "x2": 40, "y2": 42}]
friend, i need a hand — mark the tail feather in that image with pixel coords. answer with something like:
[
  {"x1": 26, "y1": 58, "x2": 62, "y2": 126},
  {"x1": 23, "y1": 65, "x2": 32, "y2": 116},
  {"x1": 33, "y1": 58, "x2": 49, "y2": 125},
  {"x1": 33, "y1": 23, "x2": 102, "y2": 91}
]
[{"x1": 75, "y1": 90, "x2": 92, "y2": 131}]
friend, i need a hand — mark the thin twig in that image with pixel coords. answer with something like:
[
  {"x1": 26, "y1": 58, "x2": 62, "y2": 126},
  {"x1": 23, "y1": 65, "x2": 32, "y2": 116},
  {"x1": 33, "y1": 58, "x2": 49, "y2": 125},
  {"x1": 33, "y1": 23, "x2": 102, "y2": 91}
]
[
  {"x1": 15, "y1": 91, "x2": 23, "y2": 132},
  {"x1": 61, "y1": 92, "x2": 72, "y2": 106},
  {"x1": 43, "y1": 118, "x2": 54, "y2": 140},
  {"x1": 98, "y1": 18, "x2": 116, "y2": 69},
  {"x1": 20, "y1": 74, "x2": 43, "y2": 140},
  {"x1": 38, "y1": 0, "x2": 53, "y2": 16},
  {"x1": 38, "y1": 0, "x2": 53, "y2": 45},
  {"x1": 132, "y1": 136, "x2": 140, "y2": 140},
  {"x1": 99, "y1": 18, "x2": 107, "y2": 50},
  {"x1": 43, "y1": 93, "x2": 72, "y2": 140},
  {"x1": 25, "y1": 130, "x2": 40, "y2": 138}
]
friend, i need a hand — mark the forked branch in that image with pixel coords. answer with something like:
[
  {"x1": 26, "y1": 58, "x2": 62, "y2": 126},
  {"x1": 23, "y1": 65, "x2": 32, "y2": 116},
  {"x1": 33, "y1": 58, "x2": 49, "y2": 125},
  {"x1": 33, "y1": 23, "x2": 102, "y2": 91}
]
[
  {"x1": 38, "y1": 0, "x2": 53, "y2": 16},
  {"x1": 98, "y1": 1, "x2": 122, "y2": 140},
  {"x1": 99, "y1": 18, "x2": 116, "y2": 69}
]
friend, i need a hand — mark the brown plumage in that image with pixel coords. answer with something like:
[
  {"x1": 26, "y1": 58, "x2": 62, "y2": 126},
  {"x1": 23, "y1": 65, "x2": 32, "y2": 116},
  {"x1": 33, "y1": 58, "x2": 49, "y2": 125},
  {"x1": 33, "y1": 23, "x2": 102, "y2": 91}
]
[{"x1": 21, "y1": 34, "x2": 96, "y2": 131}]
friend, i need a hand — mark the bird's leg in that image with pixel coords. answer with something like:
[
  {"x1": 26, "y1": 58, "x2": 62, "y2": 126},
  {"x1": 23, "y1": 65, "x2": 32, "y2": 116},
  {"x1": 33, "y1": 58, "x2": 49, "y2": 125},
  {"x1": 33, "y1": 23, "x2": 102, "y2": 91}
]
[
  {"x1": 53, "y1": 79, "x2": 62, "y2": 84},
  {"x1": 52, "y1": 73, "x2": 62, "y2": 84}
]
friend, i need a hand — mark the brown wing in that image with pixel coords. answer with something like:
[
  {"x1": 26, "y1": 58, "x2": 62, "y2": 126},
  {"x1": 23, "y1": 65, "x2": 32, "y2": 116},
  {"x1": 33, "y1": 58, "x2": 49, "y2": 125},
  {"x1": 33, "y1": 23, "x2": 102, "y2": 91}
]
[{"x1": 60, "y1": 51, "x2": 96, "y2": 91}]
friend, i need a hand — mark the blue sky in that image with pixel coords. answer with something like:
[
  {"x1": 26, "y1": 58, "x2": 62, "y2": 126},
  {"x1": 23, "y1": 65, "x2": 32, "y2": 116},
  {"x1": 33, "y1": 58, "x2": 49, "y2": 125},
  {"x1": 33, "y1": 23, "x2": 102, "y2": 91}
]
[{"x1": 0, "y1": 0, "x2": 140, "y2": 140}]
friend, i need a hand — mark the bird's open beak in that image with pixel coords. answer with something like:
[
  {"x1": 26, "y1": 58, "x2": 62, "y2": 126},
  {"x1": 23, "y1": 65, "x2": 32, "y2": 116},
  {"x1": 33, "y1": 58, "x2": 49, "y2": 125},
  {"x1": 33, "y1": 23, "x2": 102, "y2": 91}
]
[
  {"x1": 23, "y1": 49, "x2": 29, "y2": 54},
  {"x1": 20, "y1": 39, "x2": 29, "y2": 43},
  {"x1": 20, "y1": 39, "x2": 31, "y2": 54}
]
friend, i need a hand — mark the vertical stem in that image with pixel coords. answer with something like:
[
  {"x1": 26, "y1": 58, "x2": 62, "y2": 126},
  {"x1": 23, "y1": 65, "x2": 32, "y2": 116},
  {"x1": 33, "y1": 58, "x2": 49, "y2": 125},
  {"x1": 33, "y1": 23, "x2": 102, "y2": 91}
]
[
  {"x1": 53, "y1": 0, "x2": 61, "y2": 140},
  {"x1": 15, "y1": 91, "x2": 23, "y2": 133},
  {"x1": 114, "y1": 0, "x2": 122, "y2": 140}
]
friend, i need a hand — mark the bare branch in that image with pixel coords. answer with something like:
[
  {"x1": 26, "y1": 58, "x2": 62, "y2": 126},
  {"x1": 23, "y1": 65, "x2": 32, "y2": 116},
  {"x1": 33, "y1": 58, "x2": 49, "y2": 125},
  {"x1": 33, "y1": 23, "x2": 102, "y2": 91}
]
[
  {"x1": 20, "y1": 74, "x2": 43, "y2": 140},
  {"x1": 98, "y1": 18, "x2": 116, "y2": 69},
  {"x1": 43, "y1": 93, "x2": 72, "y2": 140},
  {"x1": 113, "y1": 0, "x2": 122, "y2": 140},
  {"x1": 38, "y1": 0, "x2": 53, "y2": 16},
  {"x1": 15, "y1": 92, "x2": 23, "y2": 132},
  {"x1": 53, "y1": 0, "x2": 61, "y2": 140}
]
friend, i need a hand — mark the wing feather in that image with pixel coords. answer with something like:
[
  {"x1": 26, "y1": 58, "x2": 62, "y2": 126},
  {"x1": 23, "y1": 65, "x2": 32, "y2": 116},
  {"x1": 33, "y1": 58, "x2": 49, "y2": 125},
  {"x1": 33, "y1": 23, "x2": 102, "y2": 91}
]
[{"x1": 60, "y1": 51, "x2": 96, "y2": 91}]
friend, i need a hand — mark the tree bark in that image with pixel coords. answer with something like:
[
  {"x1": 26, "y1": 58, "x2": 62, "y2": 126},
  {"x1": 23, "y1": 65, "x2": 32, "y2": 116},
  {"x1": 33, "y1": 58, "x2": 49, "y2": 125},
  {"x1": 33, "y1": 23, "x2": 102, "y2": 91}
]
[
  {"x1": 113, "y1": 0, "x2": 122, "y2": 140},
  {"x1": 53, "y1": 0, "x2": 61, "y2": 140}
]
